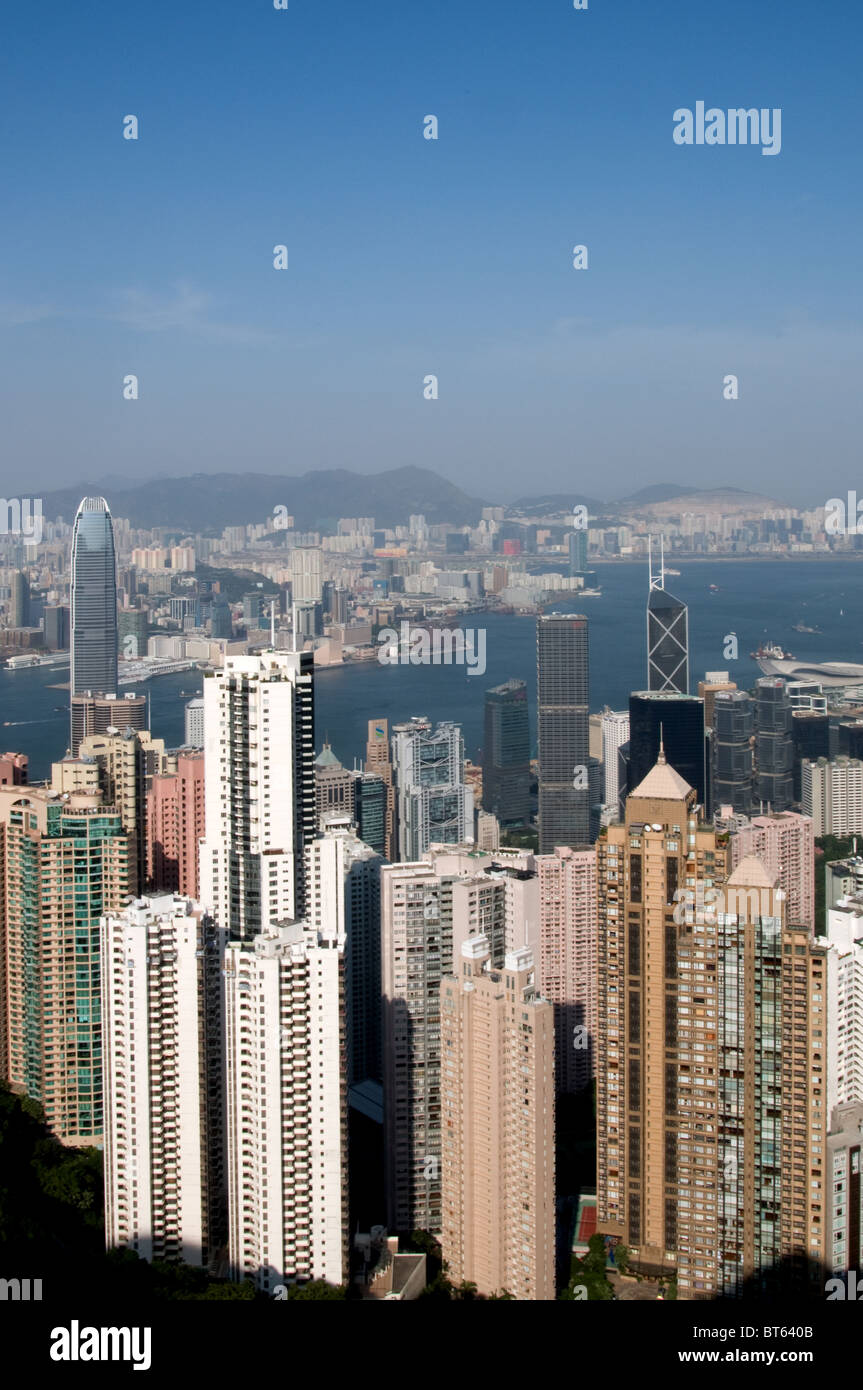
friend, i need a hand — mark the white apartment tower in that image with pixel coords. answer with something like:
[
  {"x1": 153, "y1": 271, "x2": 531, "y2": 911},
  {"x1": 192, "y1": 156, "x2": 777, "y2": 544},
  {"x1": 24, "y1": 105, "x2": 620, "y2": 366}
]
[
  {"x1": 600, "y1": 710, "x2": 630, "y2": 811},
  {"x1": 803, "y1": 757, "x2": 863, "y2": 837},
  {"x1": 101, "y1": 896, "x2": 224, "y2": 1266},
  {"x1": 223, "y1": 921, "x2": 348, "y2": 1293},
  {"x1": 199, "y1": 650, "x2": 315, "y2": 939},
  {"x1": 825, "y1": 898, "x2": 863, "y2": 1113},
  {"x1": 307, "y1": 817, "x2": 384, "y2": 1090},
  {"x1": 184, "y1": 697, "x2": 205, "y2": 748},
  {"x1": 290, "y1": 545, "x2": 323, "y2": 603}
]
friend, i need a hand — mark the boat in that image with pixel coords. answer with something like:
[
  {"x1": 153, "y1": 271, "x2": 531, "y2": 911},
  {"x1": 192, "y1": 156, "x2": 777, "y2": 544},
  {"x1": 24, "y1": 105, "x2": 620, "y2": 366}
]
[
  {"x1": 709, "y1": 584, "x2": 720, "y2": 593},
  {"x1": 664, "y1": 568, "x2": 681, "y2": 577},
  {"x1": 792, "y1": 622, "x2": 821, "y2": 634},
  {"x1": 5, "y1": 652, "x2": 70, "y2": 670},
  {"x1": 750, "y1": 641, "x2": 796, "y2": 661}
]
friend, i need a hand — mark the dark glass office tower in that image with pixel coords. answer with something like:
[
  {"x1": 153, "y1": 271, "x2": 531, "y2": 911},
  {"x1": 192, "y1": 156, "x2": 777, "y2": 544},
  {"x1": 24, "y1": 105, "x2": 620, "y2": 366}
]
[
  {"x1": 537, "y1": 614, "x2": 590, "y2": 852},
  {"x1": 647, "y1": 583, "x2": 689, "y2": 694},
  {"x1": 755, "y1": 678, "x2": 794, "y2": 812},
  {"x1": 568, "y1": 529, "x2": 588, "y2": 576},
  {"x1": 791, "y1": 710, "x2": 830, "y2": 800},
  {"x1": 356, "y1": 772, "x2": 388, "y2": 856},
  {"x1": 712, "y1": 690, "x2": 754, "y2": 814},
  {"x1": 70, "y1": 496, "x2": 118, "y2": 705},
  {"x1": 628, "y1": 691, "x2": 707, "y2": 806},
  {"x1": 838, "y1": 720, "x2": 863, "y2": 759},
  {"x1": 482, "y1": 678, "x2": 531, "y2": 826}
]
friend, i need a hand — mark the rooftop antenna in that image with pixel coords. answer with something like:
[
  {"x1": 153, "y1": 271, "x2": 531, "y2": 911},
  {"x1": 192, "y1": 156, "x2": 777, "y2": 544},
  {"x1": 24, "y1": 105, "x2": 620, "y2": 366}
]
[{"x1": 648, "y1": 534, "x2": 666, "y2": 592}]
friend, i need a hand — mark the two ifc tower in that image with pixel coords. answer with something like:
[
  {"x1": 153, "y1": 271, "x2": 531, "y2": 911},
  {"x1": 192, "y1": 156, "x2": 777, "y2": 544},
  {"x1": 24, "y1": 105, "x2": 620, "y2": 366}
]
[{"x1": 70, "y1": 495, "x2": 120, "y2": 736}]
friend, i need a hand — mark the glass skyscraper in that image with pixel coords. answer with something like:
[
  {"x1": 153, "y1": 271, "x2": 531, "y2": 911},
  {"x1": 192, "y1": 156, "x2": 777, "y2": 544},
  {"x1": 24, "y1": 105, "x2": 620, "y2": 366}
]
[
  {"x1": 482, "y1": 678, "x2": 531, "y2": 826},
  {"x1": 536, "y1": 614, "x2": 590, "y2": 852},
  {"x1": 70, "y1": 495, "x2": 118, "y2": 705},
  {"x1": 646, "y1": 540, "x2": 689, "y2": 694}
]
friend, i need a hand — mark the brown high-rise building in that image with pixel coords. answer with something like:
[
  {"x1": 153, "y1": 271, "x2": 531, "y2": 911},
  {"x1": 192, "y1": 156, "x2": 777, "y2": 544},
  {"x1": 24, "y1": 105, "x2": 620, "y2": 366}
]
[
  {"x1": 365, "y1": 718, "x2": 396, "y2": 860},
  {"x1": 440, "y1": 938, "x2": 555, "y2": 1300},
  {"x1": 79, "y1": 728, "x2": 168, "y2": 895},
  {"x1": 596, "y1": 749, "x2": 827, "y2": 1296},
  {"x1": 147, "y1": 750, "x2": 206, "y2": 899},
  {"x1": 0, "y1": 752, "x2": 27, "y2": 786},
  {"x1": 596, "y1": 747, "x2": 718, "y2": 1278},
  {"x1": 697, "y1": 673, "x2": 737, "y2": 730}
]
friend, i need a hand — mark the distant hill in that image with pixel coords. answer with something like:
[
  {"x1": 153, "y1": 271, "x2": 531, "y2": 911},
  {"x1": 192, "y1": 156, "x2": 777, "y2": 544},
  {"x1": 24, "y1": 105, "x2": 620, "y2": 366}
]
[
  {"x1": 622, "y1": 487, "x2": 783, "y2": 517},
  {"x1": 617, "y1": 483, "x2": 695, "y2": 505},
  {"x1": 39, "y1": 467, "x2": 486, "y2": 532},
  {"x1": 508, "y1": 494, "x2": 607, "y2": 517}
]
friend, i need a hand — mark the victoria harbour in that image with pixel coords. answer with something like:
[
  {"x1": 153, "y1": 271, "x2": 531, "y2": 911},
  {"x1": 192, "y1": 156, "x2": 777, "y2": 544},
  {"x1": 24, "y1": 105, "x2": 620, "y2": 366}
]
[{"x1": 4, "y1": 558, "x2": 861, "y2": 780}]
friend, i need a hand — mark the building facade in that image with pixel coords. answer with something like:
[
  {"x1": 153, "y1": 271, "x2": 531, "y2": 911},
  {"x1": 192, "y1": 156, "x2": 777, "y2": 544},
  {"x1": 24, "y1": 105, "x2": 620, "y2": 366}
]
[
  {"x1": 440, "y1": 938, "x2": 555, "y2": 1300},
  {"x1": 199, "y1": 650, "x2": 315, "y2": 939},
  {"x1": 537, "y1": 614, "x2": 590, "y2": 852},
  {"x1": 101, "y1": 895, "x2": 224, "y2": 1266}
]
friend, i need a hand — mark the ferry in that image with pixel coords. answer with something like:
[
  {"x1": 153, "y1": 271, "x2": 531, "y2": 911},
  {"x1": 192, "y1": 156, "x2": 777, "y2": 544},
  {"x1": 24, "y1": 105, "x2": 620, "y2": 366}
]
[
  {"x1": 750, "y1": 641, "x2": 795, "y2": 662},
  {"x1": 5, "y1": 652, "x2": 70, "y2": 670}
]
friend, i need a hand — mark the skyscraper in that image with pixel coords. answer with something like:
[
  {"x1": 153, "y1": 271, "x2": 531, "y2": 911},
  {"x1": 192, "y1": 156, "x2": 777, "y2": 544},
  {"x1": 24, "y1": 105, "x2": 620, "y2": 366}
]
[
  {"x1": 306, "y1": 821, "x2": 384, "y2": 1093},
  {"x1": 596, "y1": 749, "x2": 723, "y2": 1279},
  {"x1": 536, "y1": 845, "x2": 597, "y2": 1093},
  {"x1": 600, "y1": 709, "x2": 629, "y2": 810},
  {"x1": 9, "y1": 570, "x2": 29, "y2": 627},
  {"x1": 101, "y1": 895, "x2": 224, "y2": 1266},
  {"x1": 712, "y1": 690, "x2": 754, "y2": 815},
  {"x1": 536, "y1": 614, "x2": 590, "y2": 853},
  {"x1": 380, "y1": 848, "x2": 539, "y2": 1235},
  {"x1": 147, "y1": 750, "x2": 206, "y2": 899},
  {"x1": 223, "y1": 921, "x2": 348, "y2": 1293},
  {"x1": 755, "y1": 677, "x2": 794, "y2": 812},
  {"x1": 290, "y1": 545, "x2": 323, "y2": 603},
  {"x1": 568, "y1": 528, "x2": 588, "y2": 576},
  {"x1": 79, "y1": 727, "x2": 169, "y2": 895},
  {"x1": 184, "y1": 697, "x2": 205, "y2": 748},
  {"x1": 381, "y1": 861, "x2": 453, "y2": 1233},
  {"x1": 628, "y1": 691, "x2": 707, "y2": 807},
  {"x1": 70, "y1": 691, "x2": 147, "y2": 755},
  {"x1": 199, "y1": 650, "x2": 315, "y2": 940},
  {"x1": 646, "y1": 540, "x2": 689, "y2": 694},
  {"x1": 392, "y1": 718, "x2": 473, "y2": 860},
  {"x1": 727, "y1": 810, "x2": 815, "y2": 930},
  {"x1": 365, "y1": 718, "x2": 396, "y2": 860},
  {"x1": 440, "y1": 939, "x2": 555, "y2": 1301},
  {"x1": 482, "y1": 679, "x2": 531, "y2": 827},
  {"x1": 0, "y1": 779, "x2": 132, "y2": 1143},
  {"x1": 70, "y1": 497, "x2": 118, "y2": 711},
  {"x1": 596, "y1": 761, "x2": 828, "y2": 1296},
  {"x1": 792, "y1": 710, "x2": 830, "y2": 798}
]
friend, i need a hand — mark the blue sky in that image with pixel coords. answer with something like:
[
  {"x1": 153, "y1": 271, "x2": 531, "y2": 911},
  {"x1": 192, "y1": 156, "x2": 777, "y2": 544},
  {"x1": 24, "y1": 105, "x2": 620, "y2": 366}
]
[{"x1": 1, "y1": 0, "x2": 860, "y2": 504}]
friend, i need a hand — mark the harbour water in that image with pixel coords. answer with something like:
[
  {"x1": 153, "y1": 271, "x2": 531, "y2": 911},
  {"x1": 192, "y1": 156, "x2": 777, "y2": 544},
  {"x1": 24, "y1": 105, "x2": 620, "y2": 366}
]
[{"x1": 2, "y1": 559, "x2": 861, "y2": 781}]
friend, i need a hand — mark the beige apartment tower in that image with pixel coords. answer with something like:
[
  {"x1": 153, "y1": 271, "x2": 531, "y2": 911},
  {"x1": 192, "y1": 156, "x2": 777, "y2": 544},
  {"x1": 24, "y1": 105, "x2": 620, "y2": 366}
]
[
  {"x1": 440, "y1": 938, "x2": 555, "y2": 1300},
  {"x1": 596, "y1": 750, "x2": 828, "y2": 1296},
  {"x1": 596, "y1": 749, "x2": 725, "y2": 1277}
]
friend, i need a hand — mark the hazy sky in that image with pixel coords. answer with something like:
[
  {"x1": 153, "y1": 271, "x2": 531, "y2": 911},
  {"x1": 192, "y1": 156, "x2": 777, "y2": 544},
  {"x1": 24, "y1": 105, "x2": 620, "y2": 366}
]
[{"x1": 1, "y1": 0, "x2": 860, "y2": 505}]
